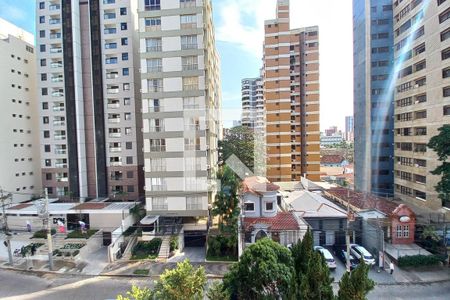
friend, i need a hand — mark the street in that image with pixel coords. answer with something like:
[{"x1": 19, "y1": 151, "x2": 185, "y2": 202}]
[{"x1": 0, "y1": 269, "x2": 449, "y2": 300}]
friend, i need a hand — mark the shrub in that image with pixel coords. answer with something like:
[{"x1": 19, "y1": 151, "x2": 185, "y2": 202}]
[
  {"x1": 133, "y1": 269, "x2": 150, "y2": 275},
  {"x1": 122, "y1": 226, "x2": 136, "y2": 237},
  {"x1": 32, "y1": 229, "x2": 56, "y2": 239},
  {"x1": 64, "y1": 251, "x2": 71, "y2": 257},
  {"x1": 72, "y1": 250, "x2": 80, "y2": 257},
  {"x1": 61, "y1": 243, "x2": 85, "y2": 250},
  {"x1": 169, "y1": 235, "x2": 179, "y2": 252},
  {"x1": 52, "y1": 249, "x2": 61, "y2": 256},
  {"x1": 131, "y1": 239, "x2": 162, "y2": 260},
  {"x1": 398, "y1": 254, "x2": 444, "y2": 267}
]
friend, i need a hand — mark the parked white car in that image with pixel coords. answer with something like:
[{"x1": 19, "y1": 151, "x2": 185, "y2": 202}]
[
  {"x1": 314, "y1": 246, "x2": 336, "y2": 270},
  {"x1": 350, "y1": 244, "x2": 375, "y2": 266}
]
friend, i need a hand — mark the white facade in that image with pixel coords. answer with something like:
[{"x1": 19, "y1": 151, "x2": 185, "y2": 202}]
[
  {"x1": 138, "y1": 0, "x2": 221, "y2": 217},
  {"x1": 241, "y1": 77, "x2": 265, "y2": 131},
  {"x1": 0, "y1": 18, "x2": 42, "y2": 203}
]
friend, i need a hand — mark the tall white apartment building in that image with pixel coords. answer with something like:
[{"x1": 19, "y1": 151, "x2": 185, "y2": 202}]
[
  {"x1": 241, "y1": 77, "x2": 265, "y2": 131},
  {"x1": 36, "y1": 0, "x2": 142, "y2": 201},
  {"x1": 0, "y1": 18, "x2": 41, "y2": 203},
  {"x1": 392, "y1": 0, "x2": 450, "y2": 215},
  {"x1": 138, "y1": 0, "x2": 221, "y2": 227}
]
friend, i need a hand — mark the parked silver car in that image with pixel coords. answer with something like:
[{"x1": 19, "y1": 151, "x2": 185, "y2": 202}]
[
  {"x1": 314, "y1": 246, "x2": 337, "y2": 270},
  {"x1": 350, "y1": 244, "x2": 375, "y2": 266}
]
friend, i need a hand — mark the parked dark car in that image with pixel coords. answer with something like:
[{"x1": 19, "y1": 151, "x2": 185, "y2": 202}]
[{"x1": 332, "y1": 244, "x2": 359, "y2": 270}]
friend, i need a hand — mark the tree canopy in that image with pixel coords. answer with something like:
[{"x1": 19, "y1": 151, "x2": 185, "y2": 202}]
[
  {"x1": 337, "y1": 260, "x2": 375, "y2": 300},
  {"x1": 219, "y1": 126, "x2": 255, "y2": 171},
  {"x1": 223, "y1": 238, "x2": 295, "y2": 299},
  {"x1": 428, "y1": 124, "x2": 450, "y2": 206}
]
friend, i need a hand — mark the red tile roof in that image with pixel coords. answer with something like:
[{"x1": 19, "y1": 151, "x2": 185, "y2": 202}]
[
  {"x1": 244, "y1": 212, "x2": 301, "y2": 231},
  {"x1": 71, "y1": 202, "x2": 109, "y2": 210},
  {"x1": 325, "y1": 188, "x2": 399, "y2": 216},
  {"x1": 321, "y1": 155, "x2": 345, "y2": 164},
  {"x1": 8, "y1": 203, "x2": 32, "y2": 210},
  {"x1": 242, "y1": 176, "x2": 280, "y2": 195}
]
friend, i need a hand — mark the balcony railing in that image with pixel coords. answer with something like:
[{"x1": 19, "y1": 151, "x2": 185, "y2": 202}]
[
  {"x1": 54, "y1": 149, "x2": 66, "y2": 155},
  {"x1": 52, "y1": 91, "x2": 64, "y2": 97},
  {"x1": 50, "y1": 33, "x2": 61, "y2": 39},
  {"x1": 107, "y1": 88, "x2": 119, "y2": 94},
  {"x1": 50, "y1": 47, "x2": 63, "y2": 53},
  {"x1": 107, "y1": 103, "x2": 120, "y2": 109},
  {"x1": 51, "y1": 62, "x2": 63, "y2": 68},
  {"x1": 110, "y1": 161, "x2": 123, "y2": 166},
  {"x1": 49, "y1": 4, "x2": 61, "y2": 10},
  {"x1": 106, "y1": 73, "x2": 119, "y2": 79},
  {"x1": 108, "y1": 118, "x2": 121, "y2": 123},
  {"x1": 56, "y1": 177, "x2": 68, "y2": 182},
  {"x1": 54, "y1": 135, "x2": 66, "y2": 140},
  {"x1": 53, "y1": 121, "x2": 65, "y2": 126},
  {"x1": 103, "y1": 0, "x2": 115, "y2": 4},
  {"x1": 55, "y1": 163, "x2": 67, "y2": 168},
  {"x1": 104, "y1": 13, "x2": 116, "y2": 19},
  {"x1": 51, "y1": 77, "x2": 63, "y2": 82},
  {"x1": 109, "y1": 147, "x2": 122, "y2": 152},
  {"x1": 53, "y1": 106, "x2": 64, "y2": 112},
  {"x1": 104, "y1": 28, "x2": 117, "y2": 34},
  {"x1": 109, "y1": 132, "x2": 121, "y2": 138},
  {"x1": 49, "y1": 19, "x2": 61, "y2": 25}
]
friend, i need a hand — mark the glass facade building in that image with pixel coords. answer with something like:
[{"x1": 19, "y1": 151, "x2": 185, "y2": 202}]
[{"x1": 353, "y1": 0, "x2": 394, "y2": 196}]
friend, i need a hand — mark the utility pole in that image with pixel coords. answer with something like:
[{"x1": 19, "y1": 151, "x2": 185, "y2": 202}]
[
  {"x1": 44, "y1": 188, "x2": 54, "y2": 270},
  {"x1": 1, "y1": 188, "x2": 13, "y2": 265}
]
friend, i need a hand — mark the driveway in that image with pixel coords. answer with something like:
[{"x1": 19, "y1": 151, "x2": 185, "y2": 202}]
[
  {"x1": 168, "y1": 247, "x2": 206, "y2": 263},
  {"x1": 79, "y1": 246, "x2": 109, "y2": 275}
]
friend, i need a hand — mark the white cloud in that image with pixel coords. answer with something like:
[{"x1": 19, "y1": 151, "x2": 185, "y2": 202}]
[
  {"x1": 215, "y1": 0, "x2": 275, "y2": 56},
  {"x1": 1, "y1": 5, "x2": 27, "y2": 22}
]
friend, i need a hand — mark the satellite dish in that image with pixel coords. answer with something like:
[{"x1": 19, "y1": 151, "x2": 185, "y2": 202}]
[{"x1": 399, "y1": 216, "x2": 410, "y2": 223}]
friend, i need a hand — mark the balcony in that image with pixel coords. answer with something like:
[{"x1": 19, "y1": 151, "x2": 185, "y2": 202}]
[
  {"x1": 103, "y1": 0, "x2": 115, "y2": 4},
  {"x1": 51, "y1": 77, "x2": 63, "y2": 82},
  {"x1": 106, "y1": 72, "x2": 119, "y2": 79},
  {"x1": 107, "y1": 102, "x2": 120, "y2": 109},
  {"x1": 110, "y1": 161, "x2": 123, "y2": 166},
  {"x1": 54, "y1": 149, "x2": 66, "y2": 155},
  {"x1": 53, "y1": 106, "x2": 65, "y2": 112},
  {"x1": 49, "y1": 4, "x2": 61, "y2": 10},
  {"x1": 53, "y1": 120, "x2": 65, "y2": 126},
  {"x1": 49, "y1": 19, "x2": 61, "y2": 25},
  {"x1": 108, "y1": 117, "x2": 121, "y2": 123},
  {"x1": 52, "y1": 91, "x2": 64, "y2": 97},
  {"x1": 105, "y1": 57, "x2": 118, "y2": 64},
  {"x1": 109, "y1": 147, "x2": 122, "y2": 152},
  {"x1": 104, "y1": 28, "x2": 117, "y2": 34},
  {"x1": 104, "y1": 13, "x2": 116, "y2": 20},
  {"x1": 109, "y1": 132, "x2": 121, "y2": 138},
  {"x1": 50, "y1": 47, "x2": 62, "y2": 54},
  {"x1": 55, "y1": 163, "x2": 67, "y2": 168},
  {"x1": 105, "y1": 43, "x2": 117, "y2": 49},
  {"x1": 50, "y1": 33, "x2": 61, "y2": 39},
  {"x1": 110, "y1": 175, "x2": 123, "y2": 181},
  {"x1": 107, "y1": 88, "x2": 119, "y2": 94},
  {"x1": 54, "y1": 135, "x2": 66, "y2": 140},
  {"x1": 50, "y1": 62, "x2": 63, "y2": 68}
]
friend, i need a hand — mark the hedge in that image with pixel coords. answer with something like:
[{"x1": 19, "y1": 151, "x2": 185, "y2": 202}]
[
  {"x1": 169, "y1": 235, "x2": 179, "y2": 252},
  {"x1": 398, "y1": 254, "x2": 444, "y2": 267},
  {"x1": 32, "y1": 229, "x2": 56, "y2": 239},
  {"x1": 131, "y1": 239, "x2": 162, "y2": 260}
]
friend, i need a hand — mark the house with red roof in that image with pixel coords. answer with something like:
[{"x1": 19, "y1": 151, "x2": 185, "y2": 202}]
[{"x1": 240, "y1": 177, "x2": 308, "y2": 249}]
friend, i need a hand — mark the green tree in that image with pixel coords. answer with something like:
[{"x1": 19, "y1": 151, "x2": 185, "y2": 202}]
[
  {"x1": 291, "y1": 229, "x2": 333, "y2": 300},
  {"x1": 223, "y1": 238, "x2": 295, "y2": 299},
  {"x1": 337, "y1": 260, "x2": 375, "y2": 300},
  {"x1": 206, "y1": 281, "x2": 229, "y2": 300},
  {"x1": 116, "y1": 286, "x2": 152, "y2": 300},
  {"x1": 428, "y1": 124, "x2": 450, "y2": 207},
  {"x1": 153, "y1": 259, "x2": 206, "y2": 300},
  {"x1": 219, "y1": 126, "x2": 255, "y2": 171}
]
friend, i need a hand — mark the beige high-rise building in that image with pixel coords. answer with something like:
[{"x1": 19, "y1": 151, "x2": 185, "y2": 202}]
[
  {"x1": 138, "y1": 0, "x2": 221, "y2": 231},
  {"x1": 392, "y1": 0, "x2": 450, "y2": 214},
  {"x1": 263, "y1": 0, "x2": 320, "y2": 182},
  {"x1": 0, "y1": 18, "x2": 41, "y2": 203}
]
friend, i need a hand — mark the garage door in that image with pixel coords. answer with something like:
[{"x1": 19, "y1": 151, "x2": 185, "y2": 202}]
[{"x1": 184, "y1": 231, "x2": 206, "y2": 247}]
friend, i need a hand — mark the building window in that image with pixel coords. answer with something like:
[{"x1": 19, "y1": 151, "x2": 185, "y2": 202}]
[
  {"x1": 126, "y1": 142, "x2": 132, "y2": 150},
  {"x1": 183, "y1": 97, "x2": 198, "y2": 109},
  {"x1": 145, "y1": 17, "x2": 161, "y2": 28},
  {"x1": 186, "y1": 196, "x2": 202, "y2": 210},
  {"x1": 39, "y1": 30, "x2": 45, "y2": 38},
  {"x1": 180, "y1": 14, "x2": 197, "y2": 29},
  {"x1": 439, "y1": 7, "x2": 450, "y2": 24},
  {"x1": 182, "y1": 56, "x2": 198, "y2": 71},
  {"x1": 120, "y1": 7, "x2": 127, "y2": 15},
  {"x1": 46, "y1": 173, "x2": 52, "y2": 180},
  {"x1": 123, "y1": 83, "x2": 130, "y2": 90},
  {"x1": 122, "y1": 68, "x2": 129, "y2": 76},
  {"x1": 40, "y1": 44, "x2": 46, "y2": 52},
  {"x1": 124, "y1": 98, "x2": 131, "y2": 105},
  {"x1": 126, "y1": 156, "x2": 133, "y2": 164},
  {"x1": 181, "y1": 35, "x2": 197, "y2": 50},
  {"x1": 44, "y1": 145, "x2": 51, "y2": 152},
  {"x1": 442, "y1": 47, "x2": 450, "y2": 60},
  {"x1": 39, "y1": 2, "x2": 45, "y2": 9},
  {"x1": 40, "y1": 59, "x2": 46, "y2": 66},
  {"x1": 443, "y1": 67, "x2": 450, "y2": 79},
  {"x1": 149, "y1": 158, "x2": 166, "y2": 172},
  {"x1": 41, "y1": 73, "x2": 47, "y2": 81},
  {"x1": 148, "y1": 99, "x2": 161, "y2": 112},
  {"x1": 121, "y1": 37, "x2": 128, "y2": 45},
  {"x1": 444, "y1": 86, "x2": 450, "y2": 97},
  {"x1": 145, "y1": 38, "x2": 162, "y2": 52},
  {"x1": 42, "y1": 102, "x2": 48, "y2": 110},
  {"x1": 152, "y1": 197, "x2": 167, "y2": 210},
  {"x1": 42, "y1": 88, "x2": 48, "y2": 96},
  {"x1": 441, "y1": 27, "x2": 450, "y2": 41},
  {"x1": 120, "y1": 22, "x2": 127, "y2": 30},
  {"x1": 127, "y1": 185, "x2": 134, "y2": 193},
  {"x1": 183, "y1": 76, "x2": 198, "y2": 91},
  {"x1": 244, "y1": 202, "x2": 255, "y2": 212},
  {"x1": 147, "y1": 58, "x2": 162, "y2": 72},
  {"x1": 149, "y1": 139, "x2": 166, "y2": 152},
  {"x1": 180, "y1": 0, "x2": 196, "y2": 8},
  {"x1": 148, "y1": 79, "x2": 163, "y2": 92},
  {"x1": 444, "y1": 105, "x2": 450, "y2": 115},
  {"x1": 265, "y1": 202, "x2": 274, "y2": 211},
  {"x1": 149, "y1": 178, "x2": 166, "y2": 191},
  {"x1": 43, "y1": 131, "x2": 50, "y2": 138},
  {"x1": 39, "y1": 16, "x2": 45, "y2": 23},
  {"x1": 144, "y1": 0, "x2": 160, "y2": 11}
]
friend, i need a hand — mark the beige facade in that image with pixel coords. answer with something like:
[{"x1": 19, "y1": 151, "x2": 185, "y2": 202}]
[
  {"x1": 263, "y1": 0, "x2": 321, "y2": 182},
  {"x1": 138, "y1": 0, "x2": 221, "y2": 218},
  {"x1": 393, "y1": 0, "x2": 450, "y2": 214},
  {"x1": 0, "y1": 18, "x2": 41, "y2": 203}
]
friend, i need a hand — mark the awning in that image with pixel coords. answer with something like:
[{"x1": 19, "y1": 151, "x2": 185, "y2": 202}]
[{"x1": 140, "y1": 215, "x2": 159, "y2": 225}]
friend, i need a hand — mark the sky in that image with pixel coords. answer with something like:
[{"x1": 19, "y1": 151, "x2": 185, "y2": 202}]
[{"x1": 0, "y1": 0, "x2": 354, "y2": 131}]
